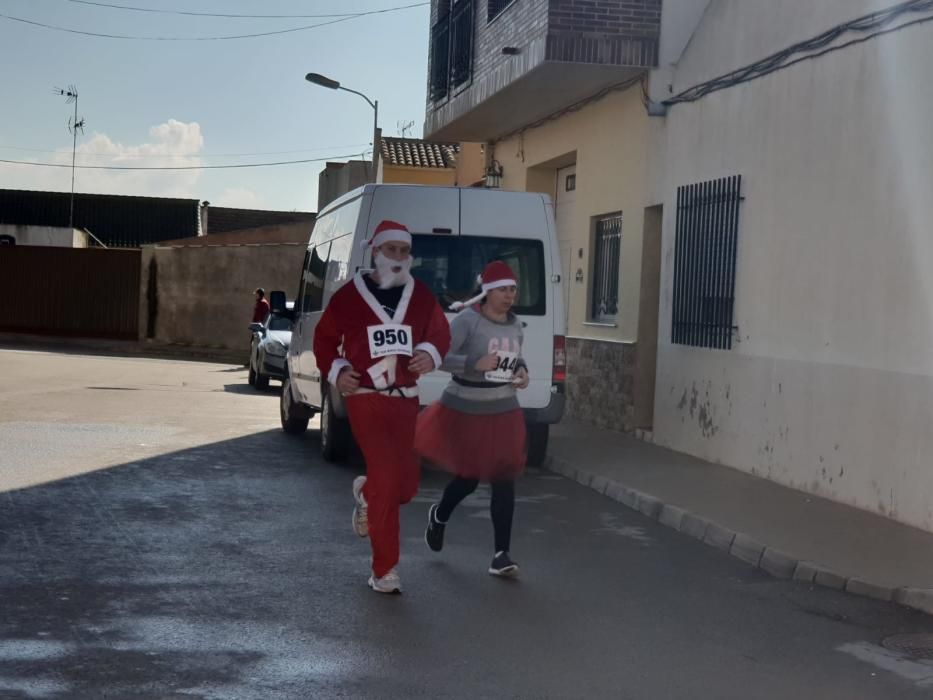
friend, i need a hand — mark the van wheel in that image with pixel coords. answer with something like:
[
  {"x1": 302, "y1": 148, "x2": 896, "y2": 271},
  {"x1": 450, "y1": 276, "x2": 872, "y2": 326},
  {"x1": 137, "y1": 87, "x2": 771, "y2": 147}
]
[
  {"x1": 321, "y1": 389, "x2": 352, "y2": 463},
  {"x1": 526, "y1": 423, "x2": 549, "y2": 467},
  {"x1": 280, "y1": 376, "x2": 310, "y2": 435}
]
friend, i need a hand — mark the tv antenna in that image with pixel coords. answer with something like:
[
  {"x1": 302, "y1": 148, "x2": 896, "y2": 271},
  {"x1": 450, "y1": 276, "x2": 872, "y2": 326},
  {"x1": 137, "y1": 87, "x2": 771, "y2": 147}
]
[
  {"x1": 54, "y1": 85, "x2": 86, "y2": 230},
  {"x1": 397, "y1": 120, "x2": 415, "y2": 138}
]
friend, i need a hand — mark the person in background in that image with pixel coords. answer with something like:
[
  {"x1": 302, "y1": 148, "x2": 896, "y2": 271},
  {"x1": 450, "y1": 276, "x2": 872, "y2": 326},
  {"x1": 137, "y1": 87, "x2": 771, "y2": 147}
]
[{"x1": 252, "y1": 288, "x2": 270, "y2": 323}]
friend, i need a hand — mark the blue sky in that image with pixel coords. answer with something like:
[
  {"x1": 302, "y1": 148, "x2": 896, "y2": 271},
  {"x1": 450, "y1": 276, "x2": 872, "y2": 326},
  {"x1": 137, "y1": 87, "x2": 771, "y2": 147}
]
[{"x1": 0, "y1": 0, "x2": 431, "y2": 212}]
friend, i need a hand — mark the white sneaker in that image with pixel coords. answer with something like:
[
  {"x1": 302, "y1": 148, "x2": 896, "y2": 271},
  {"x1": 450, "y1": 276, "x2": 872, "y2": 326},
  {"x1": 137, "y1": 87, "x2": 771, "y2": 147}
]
[
  {"x1": 352, "y1": 476, "x2": 368, "y2": 538},
  {"x1": 368, "y1": 569, "x2": 402, "y2": 594}
]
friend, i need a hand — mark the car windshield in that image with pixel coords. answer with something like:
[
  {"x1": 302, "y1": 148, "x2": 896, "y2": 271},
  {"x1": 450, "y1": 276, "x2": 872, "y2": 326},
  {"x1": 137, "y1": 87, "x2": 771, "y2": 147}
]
[
  {"x1": 267, "y1": 316, "x2": 292, "y2": 332},
  {"x1": 410, "y1": 235, "x2": 546, "y2": 315}
]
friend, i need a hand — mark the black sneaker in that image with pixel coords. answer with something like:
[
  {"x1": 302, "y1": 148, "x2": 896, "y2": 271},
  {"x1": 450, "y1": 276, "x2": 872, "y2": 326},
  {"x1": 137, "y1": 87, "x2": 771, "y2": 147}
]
[
  {"x1": 488, "y1": 551, "x2": 520, "y2": 578},
  {"x1": 425, "y1": 504, "x2": 446, "y2": 552}
]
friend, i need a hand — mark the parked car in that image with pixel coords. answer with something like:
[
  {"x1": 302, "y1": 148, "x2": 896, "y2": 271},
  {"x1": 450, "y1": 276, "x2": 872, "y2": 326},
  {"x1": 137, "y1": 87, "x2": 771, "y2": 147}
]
[
  {"x1": 279, "y1": 184, "x2": 566, "y2": 466},
  {"x1": 248, "y1": 302, "x2": 294, "y2": 390}
]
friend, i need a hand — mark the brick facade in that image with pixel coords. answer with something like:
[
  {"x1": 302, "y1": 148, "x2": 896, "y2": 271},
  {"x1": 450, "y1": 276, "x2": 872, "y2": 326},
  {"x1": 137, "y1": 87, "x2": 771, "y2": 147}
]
[
  {"x1": 427, "y1": 0, "x2": 659, "y2": 121},
  {"x1": 566, "y1": 337, "x2": 637, "y2": 432}
]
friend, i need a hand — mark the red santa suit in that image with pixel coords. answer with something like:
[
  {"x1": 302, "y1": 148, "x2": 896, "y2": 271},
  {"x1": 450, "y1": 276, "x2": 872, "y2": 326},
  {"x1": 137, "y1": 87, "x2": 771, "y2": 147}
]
[{"x1": 313, "y1": 226, "x2": 450, "y2": 579}]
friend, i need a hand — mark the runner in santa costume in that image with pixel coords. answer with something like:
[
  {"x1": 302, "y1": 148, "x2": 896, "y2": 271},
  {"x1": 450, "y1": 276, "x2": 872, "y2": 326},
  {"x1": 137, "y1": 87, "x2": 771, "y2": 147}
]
[
  {"x1": 415, "y1": 261, "x2": 529, "y2": 577},
  {"x1": 313, "y1": 220, "x2": 450, "y2": 594}
]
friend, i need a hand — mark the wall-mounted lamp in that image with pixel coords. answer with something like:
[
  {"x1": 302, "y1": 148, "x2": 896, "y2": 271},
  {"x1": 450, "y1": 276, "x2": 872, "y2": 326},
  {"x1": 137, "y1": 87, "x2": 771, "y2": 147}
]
[
  {"x1": 575, "y1": 269, "x2": 584, "y2": 283},
  {"x1": 485, "y1": 160, "x2": 503, "y2": 189}
]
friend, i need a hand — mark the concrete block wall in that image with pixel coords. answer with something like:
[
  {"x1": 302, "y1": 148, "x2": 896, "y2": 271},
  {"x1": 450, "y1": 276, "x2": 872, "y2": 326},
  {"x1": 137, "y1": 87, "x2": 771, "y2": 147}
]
[{"x1": 139, "y1": 243, "x2": 306, "y2": 352}]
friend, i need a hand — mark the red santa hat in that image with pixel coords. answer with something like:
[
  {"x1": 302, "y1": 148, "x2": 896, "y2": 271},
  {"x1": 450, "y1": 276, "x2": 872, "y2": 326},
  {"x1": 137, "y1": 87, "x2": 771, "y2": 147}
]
[
  {"x1": 449, "y1": 261, "x2": 518, "y2": 311},
  {"x1": 362, "y1": 220, "x2": 412, "y2": 249}
]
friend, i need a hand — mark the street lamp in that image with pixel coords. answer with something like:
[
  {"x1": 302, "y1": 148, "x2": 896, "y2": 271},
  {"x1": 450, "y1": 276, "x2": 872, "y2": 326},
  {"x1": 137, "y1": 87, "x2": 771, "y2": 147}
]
[{"x1": 305, "y1": 72, "x2": 379, "y2": 182}]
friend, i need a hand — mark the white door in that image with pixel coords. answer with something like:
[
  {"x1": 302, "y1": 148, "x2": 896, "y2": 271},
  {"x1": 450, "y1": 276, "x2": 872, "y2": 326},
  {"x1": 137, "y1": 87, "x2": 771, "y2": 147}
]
[{"x1": 555, "y1": 165, "x2": 577, "y2": 326}]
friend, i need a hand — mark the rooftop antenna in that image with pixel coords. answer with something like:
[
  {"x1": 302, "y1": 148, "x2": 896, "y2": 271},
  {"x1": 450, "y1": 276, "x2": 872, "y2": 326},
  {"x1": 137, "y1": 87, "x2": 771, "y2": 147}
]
[
  {"x1": 54, "y1": 84, "x2": 86, "y2": 231},
  {"x1": 398, "y1": 119, "x2": 415, "y2": 138}
]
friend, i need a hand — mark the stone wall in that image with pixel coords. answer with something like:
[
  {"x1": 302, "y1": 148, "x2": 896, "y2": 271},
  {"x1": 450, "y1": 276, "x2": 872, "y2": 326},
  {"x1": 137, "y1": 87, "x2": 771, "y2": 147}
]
[{"x1": 567, "y1": 337, "x2": 637, "y2": 432}]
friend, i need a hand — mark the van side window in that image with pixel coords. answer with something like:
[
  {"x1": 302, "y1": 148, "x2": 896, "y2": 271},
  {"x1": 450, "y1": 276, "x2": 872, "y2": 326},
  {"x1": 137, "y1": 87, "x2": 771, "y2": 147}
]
[
  {"x1": 302, "y1": 243, "x2": 330, "y2": 313},
  {"x1": 326, "y1": 234, "x2": 352, "y2": 285},
  {"x1": 294, "y1": 250, "x2": 311, "y2": 312}
]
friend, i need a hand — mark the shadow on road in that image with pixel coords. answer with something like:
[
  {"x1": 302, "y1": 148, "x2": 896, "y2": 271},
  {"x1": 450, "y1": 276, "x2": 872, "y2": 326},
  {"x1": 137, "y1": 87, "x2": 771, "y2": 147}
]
[{"x1": 222, "y1": 383, "x2": 283, "y2": 396}]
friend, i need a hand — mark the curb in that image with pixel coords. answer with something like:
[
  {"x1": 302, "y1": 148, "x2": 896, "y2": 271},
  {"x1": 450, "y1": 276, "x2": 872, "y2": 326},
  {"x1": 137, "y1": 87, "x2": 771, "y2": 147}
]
[{"x1": 546, "y1": 454, "x2": 933, "y2": 617}]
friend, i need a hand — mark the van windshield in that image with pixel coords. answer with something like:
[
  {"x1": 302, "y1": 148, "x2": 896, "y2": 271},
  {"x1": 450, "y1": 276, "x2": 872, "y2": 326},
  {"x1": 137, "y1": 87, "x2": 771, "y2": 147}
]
[{"x1": 410, "y1": 235, "x2": 546, "y2": 315}]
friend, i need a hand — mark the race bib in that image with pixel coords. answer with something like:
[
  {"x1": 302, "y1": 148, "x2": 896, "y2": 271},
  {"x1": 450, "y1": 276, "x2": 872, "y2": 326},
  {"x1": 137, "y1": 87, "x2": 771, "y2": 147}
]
[
  {"x1": 485, "y1": 351, "x2": 519, "y2": 382},
  {"x1": 367, "y1": 324, "x2": 413, "y2": 359}
]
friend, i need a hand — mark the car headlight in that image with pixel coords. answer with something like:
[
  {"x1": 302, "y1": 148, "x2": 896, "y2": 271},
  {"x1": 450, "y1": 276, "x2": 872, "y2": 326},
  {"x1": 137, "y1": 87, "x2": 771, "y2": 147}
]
[{"x1": 265, "y1": 341, "x2": 287, "y2": 357}]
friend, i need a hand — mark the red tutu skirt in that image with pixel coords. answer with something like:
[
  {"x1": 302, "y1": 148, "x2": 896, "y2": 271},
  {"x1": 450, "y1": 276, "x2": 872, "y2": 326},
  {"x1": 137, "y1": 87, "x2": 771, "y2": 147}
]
[{"x1": 415, "y1": 403, "x2": 527, "y2": 481}]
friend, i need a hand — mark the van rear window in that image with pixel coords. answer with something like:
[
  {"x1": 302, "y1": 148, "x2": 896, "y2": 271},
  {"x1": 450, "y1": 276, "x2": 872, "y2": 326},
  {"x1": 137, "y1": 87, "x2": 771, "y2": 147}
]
[{"x1": 410, "y1": 235, "x2": 546, "y2": 315}]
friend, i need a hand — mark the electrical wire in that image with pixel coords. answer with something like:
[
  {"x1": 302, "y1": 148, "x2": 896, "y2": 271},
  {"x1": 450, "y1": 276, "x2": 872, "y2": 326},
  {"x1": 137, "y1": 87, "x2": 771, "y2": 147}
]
[
  {"x1": 666, "y1": 0, "x2": 933, "y2": 105},
  {"x1": 0, "y1": 144, "x2": 372, "y2": 158},
  {"x1": 0, "y1": 3, "x2": 428, "y2": 40},
  {"x1": 0, "y1": 152, "x2": 371, "y2": 170},
  {"x1": 65, "y1": 0, "x2": 396, "y2": 19}
]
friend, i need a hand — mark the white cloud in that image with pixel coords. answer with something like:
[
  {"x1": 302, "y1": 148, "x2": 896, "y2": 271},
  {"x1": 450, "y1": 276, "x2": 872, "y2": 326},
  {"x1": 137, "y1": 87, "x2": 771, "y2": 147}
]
[
  {"x1": 0, "y1": 119, "x2": 205, "y2": 200},
  {"x1": 211, "y1": 187, "x2": 263, "y2": 209}
]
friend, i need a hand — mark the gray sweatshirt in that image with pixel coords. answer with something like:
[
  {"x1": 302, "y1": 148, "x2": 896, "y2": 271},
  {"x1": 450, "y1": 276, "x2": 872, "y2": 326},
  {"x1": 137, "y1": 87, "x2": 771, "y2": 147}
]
[{"x1": 440, "y1": 307, "x2": 526, "y2": 416}]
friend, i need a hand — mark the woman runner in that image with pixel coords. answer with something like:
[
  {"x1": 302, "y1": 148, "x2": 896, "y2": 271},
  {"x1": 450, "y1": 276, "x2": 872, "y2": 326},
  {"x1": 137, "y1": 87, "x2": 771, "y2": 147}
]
[{"x1": 415, "y1": 261, "x2": 529, "y2": 577}]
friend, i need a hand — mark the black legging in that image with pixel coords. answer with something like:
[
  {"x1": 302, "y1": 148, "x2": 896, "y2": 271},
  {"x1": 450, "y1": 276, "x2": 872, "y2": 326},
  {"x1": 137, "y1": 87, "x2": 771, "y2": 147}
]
[{"x1": 436, "y1": 477, "x2": 515, "y2": 553}]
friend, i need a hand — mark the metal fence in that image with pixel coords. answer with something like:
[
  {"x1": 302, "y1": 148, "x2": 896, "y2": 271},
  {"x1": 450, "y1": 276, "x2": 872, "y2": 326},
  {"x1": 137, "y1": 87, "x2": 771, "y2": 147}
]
[
  {"x1": 0, "y1": 246, "x2": 140, "y2": 340},
  {"x1": 672, "y1": 175, "x2": 742, "y2": 349},
  {"x1": 591, "y1": 213, "x2": 622, "y2": 322}
]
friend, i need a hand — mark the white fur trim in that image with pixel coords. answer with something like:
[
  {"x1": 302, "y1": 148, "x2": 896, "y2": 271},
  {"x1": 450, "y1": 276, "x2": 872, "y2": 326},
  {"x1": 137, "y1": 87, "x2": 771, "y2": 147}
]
[
  {"x1": 371, "y1": 228, "x2": 412, "y2": 248},
  {"x1": 327, "y1": 359, "x2": 351, "y2": 386},
  {"x1": 353, "y1": 272, "x2": 414, "y2": 324},
  {"x1": 482, "y1": 278, "x2": 517, "y2": 292},
  {"x1": 413, "y1": 342, "x2": 442, "y2": 372}
]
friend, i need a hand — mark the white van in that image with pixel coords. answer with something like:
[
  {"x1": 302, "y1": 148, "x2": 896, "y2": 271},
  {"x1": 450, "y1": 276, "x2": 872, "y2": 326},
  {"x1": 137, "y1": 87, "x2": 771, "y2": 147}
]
[{"x1": 279, "y1": 184, "x2": 566, "y2": 465}]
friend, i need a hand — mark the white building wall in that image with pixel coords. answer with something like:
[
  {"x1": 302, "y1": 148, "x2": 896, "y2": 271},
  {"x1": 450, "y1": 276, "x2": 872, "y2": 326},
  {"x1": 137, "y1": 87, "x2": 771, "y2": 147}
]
[
  {"x1": 650, "y1": 1, "x2": 933, "y2": 531},
  {"x1": 0, "y1": 224, "x2": 86, "y2": 247}
]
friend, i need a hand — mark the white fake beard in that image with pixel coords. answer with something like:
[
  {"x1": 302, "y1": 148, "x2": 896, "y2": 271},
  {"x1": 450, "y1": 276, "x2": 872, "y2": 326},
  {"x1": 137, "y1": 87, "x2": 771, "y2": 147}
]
[{"x1": 373, "y1": 252, "x2": 413, "y2": 289}]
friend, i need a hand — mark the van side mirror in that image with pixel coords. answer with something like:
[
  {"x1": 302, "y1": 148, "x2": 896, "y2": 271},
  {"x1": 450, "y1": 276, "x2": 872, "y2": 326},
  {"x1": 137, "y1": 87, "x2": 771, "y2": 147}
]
[
  {"x1": 269, "y1": 290, "x2": 287, "y2": 314},
  {"x1": 248, "y1": 322, "x2": 264, "y2": 333}
]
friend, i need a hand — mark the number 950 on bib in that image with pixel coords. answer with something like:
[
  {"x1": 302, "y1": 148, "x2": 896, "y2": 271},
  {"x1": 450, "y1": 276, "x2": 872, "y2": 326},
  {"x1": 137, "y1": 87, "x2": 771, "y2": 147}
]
[{"x1": 367, "y1": 324, "x2": 413, "y2": 359}]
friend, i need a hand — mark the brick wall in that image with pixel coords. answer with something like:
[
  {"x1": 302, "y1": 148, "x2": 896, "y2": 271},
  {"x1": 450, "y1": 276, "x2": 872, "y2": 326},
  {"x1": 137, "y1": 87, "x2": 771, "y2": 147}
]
[
  {"x1": 428, "y1": 0, "x2": 550, "y2": 114},
  {"x1": 548, "y1": 0, "x2": 661, "y2": 36},
  {"x1": 567, "y1": 337, "x2": 637, "y2": 432}
]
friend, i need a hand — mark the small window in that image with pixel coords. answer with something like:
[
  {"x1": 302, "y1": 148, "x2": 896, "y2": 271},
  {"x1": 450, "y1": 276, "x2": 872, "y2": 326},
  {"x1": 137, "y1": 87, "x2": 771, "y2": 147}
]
[
  {"x1": 302, "y1": 243, "x2": 329, "y2": 313},
  {"x1": 591, "y1": 213, "x2": 622, "y2": 322},
  {"x1": 488, "y1": 0, "x2": 514, "y2": 22},
  {"x1": 565, "y1": 174, "x2": 576, "y2": 192}
]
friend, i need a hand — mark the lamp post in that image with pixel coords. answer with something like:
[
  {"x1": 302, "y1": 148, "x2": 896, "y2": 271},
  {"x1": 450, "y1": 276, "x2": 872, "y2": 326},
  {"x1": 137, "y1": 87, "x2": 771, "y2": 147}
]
[{"x1": 305, "y1": 72, "x2": 379, "y2": 182}]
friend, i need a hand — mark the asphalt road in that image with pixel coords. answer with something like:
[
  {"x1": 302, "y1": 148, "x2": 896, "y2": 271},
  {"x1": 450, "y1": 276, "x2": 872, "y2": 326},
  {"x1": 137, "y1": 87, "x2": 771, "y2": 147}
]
[{"x1": 1, "y1": 348, "x2": 932, "y2": 699}]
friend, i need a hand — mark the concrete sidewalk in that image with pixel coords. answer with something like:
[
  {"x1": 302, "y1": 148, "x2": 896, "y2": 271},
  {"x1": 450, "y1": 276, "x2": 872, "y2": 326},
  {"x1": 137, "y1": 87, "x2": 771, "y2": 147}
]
[{"x1": 547, "y1": 420, "x2": 933, "y2": 615}]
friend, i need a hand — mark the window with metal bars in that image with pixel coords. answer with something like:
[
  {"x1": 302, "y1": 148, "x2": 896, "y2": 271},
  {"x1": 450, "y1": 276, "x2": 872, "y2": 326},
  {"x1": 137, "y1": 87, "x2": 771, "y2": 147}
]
[
  {"x1": 430, "y1": 17, "x2": 451, "y2": 101},
  {"x1": 672, "y1": 175, "x2": 742, "y2": 349},
  {"x1": 450, "y1": 0, "x2": 474, "y2": 88},
  {"x1": 487, "y1": 0, "x2": 514, "y2": 22},
  {"x1": 591, "y1": 213, "x2": 622, "y2": 323},
  {"x1": 429, "y1": 0, "x2": 474, "y2": 101}
]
